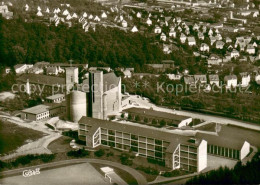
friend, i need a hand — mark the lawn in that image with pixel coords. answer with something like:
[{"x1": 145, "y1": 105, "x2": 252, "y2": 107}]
[
  {"x1": 48, "y1": 136, "x2": 72, "y2": 153},
  {"x1": 0, "y1": 120, "x2": 45, "y2": 155}
]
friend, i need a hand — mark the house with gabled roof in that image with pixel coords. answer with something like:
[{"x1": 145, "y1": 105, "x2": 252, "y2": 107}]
[
  {"x1": 198, "y1": 32, "x2": 204, "y2": 40},
  {"x1": 200, "y1": 43, "x2": 209, "y2": 52},
  {"x1": 207, "y1": 54, "x2": 222, "y2": 65},
  {"x1": 184, "y1": 75, "x2": 195, "y2": 85},
  {"x1": 240, "y1": 72, "x2": 251, "y2": 87},
  {"x1": 224, "y1": 75, "x2": 237, "y2": 88},
  {"x1": 246, "y1": 44, "x2": 255, "y2": 54},
  {"x1": 216, "y1": 41, "x2": 225, "y2": 49},
  {"x1": 146, "y1": 18, "x2": 152, "y2": 26},
  {"x1": 231, "y1": 49, "x2": 240, "y2": 58},
  {"x1": 209, "y1": 74, "x2": 219, "y2": 87},
  {"x1": 180, "y1": 33, "x2": 187, "y2": 43},
  {"x1": 194, "y1": 75, "x2": 207, "y2": 84},
  {"x1": 188, "y1": 37, "x2": 196, "y2": 46},
  {"x1": 154, "y1": 25, "x2": 162, "y2": 34},
  {"x1": 160, "y1": 33, "x2": 167, "y2": 41}
]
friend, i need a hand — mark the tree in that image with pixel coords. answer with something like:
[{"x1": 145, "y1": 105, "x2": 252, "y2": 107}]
[
  {"x1": 135, "y1": 115, "x2": 140, "y2": 122},
  {"x1": 160, "y1": 119, "x2": 166, "y2": 127}
]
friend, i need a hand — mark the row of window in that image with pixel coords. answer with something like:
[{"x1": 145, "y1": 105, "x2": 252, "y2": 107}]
[
  {"x1": 208, "y1": 144, "x2": 240, "y2": 160},
  {"x1": 101, "y1": 139, "x2": 165, "y2": 159}
]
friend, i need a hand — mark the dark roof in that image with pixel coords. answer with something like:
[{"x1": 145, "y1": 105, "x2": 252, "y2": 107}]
[
  {"x1": 17, "y1": 74, "x2": 65, "y2": 86},
  {"x1": 124, "y1": 108, "x2": 191, "y2": 125},
  {"x1": 103, "y1": 73, "x2": 120, "y2": 92},
  {"x1": 79, "y1": 117, "x2": 200, "y2": 148},
  {"x1": 195, "y1": 124, "x2": 257, "y2": 150},
  {"x1": 22, "y1": 104, "x2": 50, "y2": 114}
]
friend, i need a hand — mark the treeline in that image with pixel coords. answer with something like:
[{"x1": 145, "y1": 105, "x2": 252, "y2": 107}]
[
  {"x1": 0, "y1": 154, "x2": 56, "y2": 171},
  {"x1": 186, "y1": 150, "x2": 260, "y2": 184},
  {"x1": 0, "y1": 17, "x2": 165, "y2": 71}
]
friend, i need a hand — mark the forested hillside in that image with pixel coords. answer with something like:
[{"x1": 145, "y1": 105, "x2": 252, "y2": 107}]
[{"x1": 0, "y1": 17, "x2": 166, "y2": 70}]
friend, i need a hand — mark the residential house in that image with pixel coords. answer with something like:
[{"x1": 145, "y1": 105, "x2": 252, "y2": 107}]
[
  {"x1": 46, "y1": 67, "x2": 59, "y2": 75},
  {"x1": 14, "y1": 64, "x2": 33, "y2": 74},
  {"x1": 240, "y1": 72, "x2": 250, "y2": 87},
  {"x1": 187, "y1": 37, "x2": 196, "y2": 46},
  {"x1": 207, "y1": 54, "x2": 222, "y2": 65},
  {"x1": 136, "y1": 12, "x2": 141, "y2": 18},
  {"x1": 216, "y1": 41, "x2": 225, "y2": 49},
  {"x1": 154, "y1": 26, "x2": 162, "y2": 34},
  {"x1": 184, "y1": 75, "x2": 195, "y2": 85},
  {"x1": 226, "y1": 37, "x2": 232, "y2": 43},
  {"x1": 200, "y1": 43, "x2": 209, "y2": 52},
  {"x1": 194, "y1": 75, "x2": 207, "y2": 84},
  {"x1": 131, "y1": 26, "x2": 138, "y2": 32},
  {"x1": 208, "y1": 28, "x2": 213, "y2": 36},
  {"x1": 210, "y1": 36, "x2": 217, "y2": 45},
  {"x1": 224, "y1": 75, "x2": 237, "y2": 88},
  {"x1": 160, "y1": 33, "x2": 167, "y2": 41},
  {"x1": 122, "y1": 20, "x2": 127, "y2": 28},
  {"x1": 123, "y1": 69, "x2": 132, "y2": 78},
  {"x1": 167, "y1": 74, "x2": 182, "y2": 80},
  {"x1": 231, "y1": 49, "x2": 240, "y2": 58},
  {"x1": 101, "y1": 12, "x2": 107, "y2": 19},
  {"x1": 209, "y1": 74, "x2": 219, "y2": 87},
  {"x1": 193, "y1": 23, "x2": 199, "y2": 31},
  {"x1": 246, "y1": 44, "x2": 255, "y2": 54},
  {"x1": 146, "y1": 18, "x2": 152, "y2": 26},
  {"x1": 198, "y1": 32, "x2": 204, "y2": 40},
  {"x1": 169, "y1": 29, "x2": 176, "y2": 38},
  {"x1": 0, "y1": 4, "x2": 13, "y2": 19},
  {"x1": 180, "y1": 33, "x2": 187, "y2": 43},
  {"x1": 5, "y1": 67, "x2": 11, "y2": 74}
]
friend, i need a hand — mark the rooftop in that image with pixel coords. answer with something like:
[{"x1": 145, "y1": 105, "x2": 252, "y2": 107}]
[
  {"x1": 79, "y1": 117, "x2": 200, "y2": 148},
  {"x1": 46, "y1": 94, "x2": 65, "y2": 100},
  {"x1": 17, "y1": 74, "x2": 65, "y2": 86},
  {"x1": 124, "y1": 107, "x2": 191, "y2": 124},
  {"x1": 22, "y1": 104, "x2": 50, "y2": 115}
]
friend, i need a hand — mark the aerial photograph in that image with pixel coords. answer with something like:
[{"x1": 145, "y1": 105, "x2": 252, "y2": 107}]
[{"x1": 0, "y1": 0, "x2": 259, "y2": 184}]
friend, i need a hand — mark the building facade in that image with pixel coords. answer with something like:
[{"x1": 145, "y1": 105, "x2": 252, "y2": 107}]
[{"x1": 78, "y1": 117, "x2": 207, "y2": 172}]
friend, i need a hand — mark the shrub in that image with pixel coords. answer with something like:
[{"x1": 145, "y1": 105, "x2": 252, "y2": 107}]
[
  {"x1": 94, "y1": 149, "x2": 105, "y2": 157},
  {"x1": 136, "y1": 166, "x2": 159, "y2": 175},
  {"x1": 67, "y1": 149, "x2": 90, "y2": 158}
]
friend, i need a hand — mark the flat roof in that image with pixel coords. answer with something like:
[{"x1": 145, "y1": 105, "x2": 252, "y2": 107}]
[
  {"x1": 22, "y1": 104, "x2": 50, "y2": 115},
  {"x1": 124, "y1": 108, "x2": 191, "y2": 125},
  {"x1": 79, "y1": 117, "x2": 200, "y2": 148},
  {"x1": 46, "y1": 94, "x2": 65, "y2": 100},
  {"x1": 195, "y1": 124, "x2": 260, "y2": 150}
]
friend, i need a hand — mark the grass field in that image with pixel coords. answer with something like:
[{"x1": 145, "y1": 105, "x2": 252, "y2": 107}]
[
  {"x1": 0, "y1": 120, "x2": 45, "y2": 155},
  {"x1": 47, "y1": 136, "x2": 72, "y2": 153}
]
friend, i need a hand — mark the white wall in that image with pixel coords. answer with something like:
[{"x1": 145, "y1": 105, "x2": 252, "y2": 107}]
[
  {"x1": 197, "y1": 140, "x2": 207, "y2": 172},
  {"x1": 240, "y1": 141, "x2": 250, "y2": 160}
]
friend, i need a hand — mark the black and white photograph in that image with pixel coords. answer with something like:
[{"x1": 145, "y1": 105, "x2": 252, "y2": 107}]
[{"x1": 0, "y1": 0, "x2": 260, "y2": 184}]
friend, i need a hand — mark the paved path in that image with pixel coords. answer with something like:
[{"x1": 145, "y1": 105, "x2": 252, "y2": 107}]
[
  {"x1": 0, "y1": 134, "x2": 61, "y2": 161},
  {"x1": 0, "y1": 159, "x2": 147, "y2": 185}
]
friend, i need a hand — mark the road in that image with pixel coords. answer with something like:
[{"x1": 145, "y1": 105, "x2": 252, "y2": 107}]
[
  {"x1": 125, "y1": 95, "x2": 260, "y2": 131},
  {"x1": 0, "y1": 159, "x2": 147, "y2": 185},
  {"x1": 0, "y1": 113, "x2": 61, "y2": 160}
]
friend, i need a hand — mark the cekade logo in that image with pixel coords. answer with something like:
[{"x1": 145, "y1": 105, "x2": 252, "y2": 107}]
[{"x1": 22, "y1": 168, "x2": 40, "y2": 177}]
